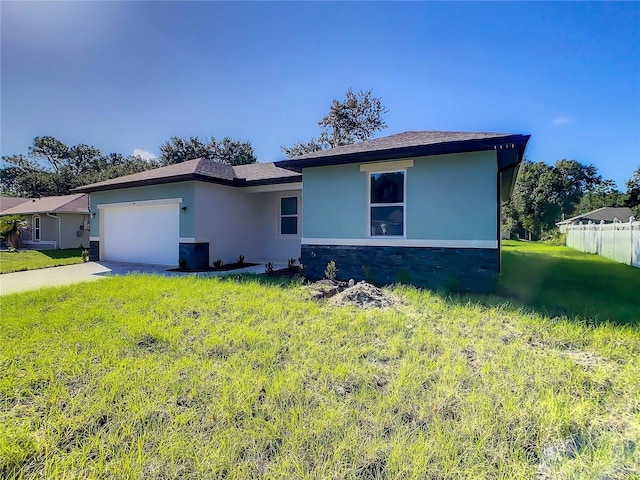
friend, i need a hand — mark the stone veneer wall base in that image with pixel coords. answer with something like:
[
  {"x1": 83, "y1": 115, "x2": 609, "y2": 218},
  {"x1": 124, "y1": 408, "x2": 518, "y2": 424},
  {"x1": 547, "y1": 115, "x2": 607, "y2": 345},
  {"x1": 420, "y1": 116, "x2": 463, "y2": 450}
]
[
  {"x1": 301, "y1": 244, "x2": 499, "y2": 293},
  {"x1": 179, "y1": 242, "x2": 209, "y2": 270},
  {"x1": 89, "y1": 240, "x2": 100, "y2": 262}
]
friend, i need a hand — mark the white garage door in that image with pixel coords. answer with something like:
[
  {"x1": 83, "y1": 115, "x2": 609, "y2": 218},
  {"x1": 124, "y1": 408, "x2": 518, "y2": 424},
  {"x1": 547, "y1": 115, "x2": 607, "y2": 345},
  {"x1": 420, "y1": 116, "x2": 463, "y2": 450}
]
[{"x1": 102, "y1": 203, "x2": 179, "y2": 265}]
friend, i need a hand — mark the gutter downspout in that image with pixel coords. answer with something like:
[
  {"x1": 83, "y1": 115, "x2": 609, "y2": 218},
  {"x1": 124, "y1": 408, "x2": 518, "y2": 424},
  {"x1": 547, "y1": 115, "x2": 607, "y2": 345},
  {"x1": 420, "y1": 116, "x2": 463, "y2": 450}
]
[{"x1": 46, "y1": 213, "x2": 61, "y2": 249}]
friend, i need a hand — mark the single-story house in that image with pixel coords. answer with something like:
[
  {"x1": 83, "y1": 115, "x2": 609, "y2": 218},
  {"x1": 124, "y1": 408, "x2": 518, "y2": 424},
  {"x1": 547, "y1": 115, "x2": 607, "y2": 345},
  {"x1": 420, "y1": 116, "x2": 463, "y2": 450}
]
[
  {"x1": 75, "y1": 131, "x2": 529, "y2": 292},
  {"x1": 556, "y1": 207, "x2": 635, "y2": 232},
  {"x1": 0, "y1": 194, "x2": 91, "y2": 249}
]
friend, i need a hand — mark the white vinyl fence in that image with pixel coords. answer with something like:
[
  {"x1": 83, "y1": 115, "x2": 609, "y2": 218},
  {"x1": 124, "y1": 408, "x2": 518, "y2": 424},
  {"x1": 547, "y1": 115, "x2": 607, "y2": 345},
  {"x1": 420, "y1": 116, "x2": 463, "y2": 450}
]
[{"x1": 565, "y1": 218, "x2": 640, "y2": 268}]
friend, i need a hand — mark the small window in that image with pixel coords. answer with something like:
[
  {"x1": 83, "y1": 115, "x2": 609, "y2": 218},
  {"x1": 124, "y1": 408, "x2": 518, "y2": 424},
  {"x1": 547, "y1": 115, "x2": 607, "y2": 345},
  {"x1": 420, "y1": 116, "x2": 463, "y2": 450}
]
[
  {"x1": 280, "y1": 196, "x2": 298, "y2": 235},
  {"x1": 33, "y1": 215, "x2": 41, "y2": 241},
  {"x1": 370, "y1": 171, "x2": 404, "y2": 236}
]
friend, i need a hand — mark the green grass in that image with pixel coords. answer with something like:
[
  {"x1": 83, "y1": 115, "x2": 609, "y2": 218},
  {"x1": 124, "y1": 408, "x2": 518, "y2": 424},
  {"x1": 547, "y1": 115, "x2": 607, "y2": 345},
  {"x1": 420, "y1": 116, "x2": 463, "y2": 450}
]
[
  {"x1": 0, "y1": 249, "x2": 84, "y2": 274},
  {"x1": 500, "y1": 240, "x2": 640, "y2": 326},
  {"x1": 1, "y1": 271, "x2": 639, "y2": 478}
]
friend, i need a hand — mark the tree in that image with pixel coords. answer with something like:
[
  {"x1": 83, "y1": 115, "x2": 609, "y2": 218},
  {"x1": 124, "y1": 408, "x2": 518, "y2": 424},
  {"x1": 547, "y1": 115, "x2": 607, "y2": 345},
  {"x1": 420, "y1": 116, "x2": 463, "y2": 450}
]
[
  {"x1": 1, "y1": 137, "x2": 159, "y2": 197},
  {"x1": 507, "y1": 160, "x2": 559, "y2": 239},
  {"x1": 215, "y1": 137, "x2": 257, "y2": 166},
  {"x1": 281, "y1": 88, "x2": 389, "y2": 157},
  {"x1": 1, "y1": 154, "x2": 59, "y2": 197},
  {"x1": 626, "y1": 167, "x2": 640, "y2": 217},
  {"x1": 549, "y1": 159, "x2": 603, "y2": 217},
  {"x1": 575, "y1": 179, "x2": 627, "y2": 214},
  {"x1": 159, "y1": 136, "x2": 257, "y2": 166},
  {"x1": 159, "y1": 136, "x2": 214, "y2": 165},
  {"x1": 28, "y1": 136, "x2": 69, "y2": 174},
  {"x1": 280, "y1": 138, "x2": 325, "y2": 158},
  {"x1": 0, "y1": 215, "x2": 29, "y2": 249},
  {"x1": 503, "y1": 159, "x2": 612, "y2": 240}
]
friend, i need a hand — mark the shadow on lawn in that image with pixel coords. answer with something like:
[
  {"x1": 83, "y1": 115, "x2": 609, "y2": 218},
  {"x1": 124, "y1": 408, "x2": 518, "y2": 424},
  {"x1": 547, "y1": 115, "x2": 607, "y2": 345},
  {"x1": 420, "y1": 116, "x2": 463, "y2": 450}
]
[
  {"x1": 489, "y1": 249, "x2": 640, "y2": 327},
  {"x1": 39, "y1": 248, "x2": 84, "y2": 260},
  {"x1": 219, "y1": 252, "x2": 640, "y2": 327}
]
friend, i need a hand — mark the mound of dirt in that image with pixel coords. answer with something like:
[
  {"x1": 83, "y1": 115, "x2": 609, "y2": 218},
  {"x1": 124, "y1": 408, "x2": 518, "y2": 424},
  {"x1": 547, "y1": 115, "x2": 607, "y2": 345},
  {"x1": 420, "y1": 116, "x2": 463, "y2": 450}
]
[
  {"x1": 306, "y1": 279, "x2": 348, "y2": 300},
  {"x1": 328, "y1": 281, "x2": 401, "y2": 309}
]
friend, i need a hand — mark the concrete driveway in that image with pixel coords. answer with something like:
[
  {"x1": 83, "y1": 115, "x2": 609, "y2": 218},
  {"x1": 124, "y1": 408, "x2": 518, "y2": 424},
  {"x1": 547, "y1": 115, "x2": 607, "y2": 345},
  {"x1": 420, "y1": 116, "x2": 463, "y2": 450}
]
[{"x1": 0, "y1": 261, "x2": 279, "y2": 296}]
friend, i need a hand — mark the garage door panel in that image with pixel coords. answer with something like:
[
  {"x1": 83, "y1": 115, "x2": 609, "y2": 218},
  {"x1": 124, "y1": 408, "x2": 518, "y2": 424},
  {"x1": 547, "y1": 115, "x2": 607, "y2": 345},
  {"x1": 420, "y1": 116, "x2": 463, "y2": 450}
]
[{"x1": 102, "y1": 204, "x2": 179, "y2": 265}]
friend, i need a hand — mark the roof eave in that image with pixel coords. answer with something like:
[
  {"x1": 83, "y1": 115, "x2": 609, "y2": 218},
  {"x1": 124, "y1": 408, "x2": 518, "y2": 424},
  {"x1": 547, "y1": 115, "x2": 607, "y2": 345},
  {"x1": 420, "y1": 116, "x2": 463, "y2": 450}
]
[
  {"x1": 1, "y1": 208, "x2": 88, "y2": 215},
  {"x1": 73, "y1": 174, "x2": 229, "y2": 193},
  {"x1": 73, "y1": 172, "x2": 302, "y2": 193},
  {"x1": 240, "y1": 175, "x2": 302, "y2": 187}
]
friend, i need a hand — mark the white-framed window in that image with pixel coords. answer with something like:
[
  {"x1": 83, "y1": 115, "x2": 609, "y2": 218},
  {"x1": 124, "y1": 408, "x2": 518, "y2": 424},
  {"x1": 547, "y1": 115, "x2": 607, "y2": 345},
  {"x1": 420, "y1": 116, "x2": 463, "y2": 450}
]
[
  {"x1": 369, "y1": 170, "x2": 405, "y2": 237},
  {"x1": 33, "y1": 215, "x2": 41, "y2": 241},
  {"x1": 280, "y1": 196, "x2": 298, "y2": 235}
]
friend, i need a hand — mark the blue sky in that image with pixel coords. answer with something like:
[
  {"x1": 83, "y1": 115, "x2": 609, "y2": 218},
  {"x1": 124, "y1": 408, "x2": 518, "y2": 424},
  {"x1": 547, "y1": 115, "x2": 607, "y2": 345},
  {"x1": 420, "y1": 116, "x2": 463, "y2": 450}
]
[{"x1": 2, "y1": 1, "x2": 639, "y2": 188}]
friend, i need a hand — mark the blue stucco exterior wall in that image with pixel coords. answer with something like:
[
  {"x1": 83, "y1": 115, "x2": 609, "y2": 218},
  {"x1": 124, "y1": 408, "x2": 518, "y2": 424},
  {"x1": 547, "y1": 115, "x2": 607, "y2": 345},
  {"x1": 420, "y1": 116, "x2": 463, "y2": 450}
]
[
  {"x1": 89, "y1": 182, "x2": 195, "y2": 238},
  {"x1": 302, "y1": 164, "x2": 367, "y2": 239},
  {"x1": 301, "y1": 151, "x2": 497, "y2": 241},
  {"x1": 407, "y1": 151, "x2": 496, "y2": 240},
  {"x1": 301, "y1": 244, "x2": 499, "y2": 293}
]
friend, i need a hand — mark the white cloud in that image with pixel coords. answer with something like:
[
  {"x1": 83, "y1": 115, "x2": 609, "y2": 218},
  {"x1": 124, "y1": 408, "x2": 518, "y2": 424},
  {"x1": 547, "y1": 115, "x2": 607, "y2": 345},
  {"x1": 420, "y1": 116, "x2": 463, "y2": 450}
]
[
  {"x1": 132, "y1": 148, "x2": 157, "y2": 160},
  {"x1": 553, "y1": 116, "x2": 571, "y2": 126}
]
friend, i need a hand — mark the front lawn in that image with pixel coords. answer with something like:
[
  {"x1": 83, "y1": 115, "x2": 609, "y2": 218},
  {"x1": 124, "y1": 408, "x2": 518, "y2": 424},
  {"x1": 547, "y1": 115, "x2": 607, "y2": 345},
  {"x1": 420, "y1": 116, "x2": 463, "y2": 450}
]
[
  {"x1": 500, "y1": 240, "x2": 640, "y2": 326},
  {"x1": 0, "y1": 248, "x2": 84, "y2": 274},
  {"x1": 1, "y1": 272, "x2": 638, "y2": 478}
]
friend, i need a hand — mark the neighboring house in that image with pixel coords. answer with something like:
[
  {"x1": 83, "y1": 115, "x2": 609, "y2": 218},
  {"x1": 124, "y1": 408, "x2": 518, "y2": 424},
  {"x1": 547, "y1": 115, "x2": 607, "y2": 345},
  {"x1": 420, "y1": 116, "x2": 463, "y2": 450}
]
[
  {"x1": 74, "y1": 131, "x2": 529, "y2": 292},
  {"x1": 0, "y1": 197, "x2": 32, "y2": 213},
  {"x1": 556, "y1": 207, "x2": 635, "y2": 233},
  {"x1": 0, "y1": 194, "x2": 90, "y2": 249},
  {"x1": 74, "y1": 160, "x2": 302, "y2": 269}
]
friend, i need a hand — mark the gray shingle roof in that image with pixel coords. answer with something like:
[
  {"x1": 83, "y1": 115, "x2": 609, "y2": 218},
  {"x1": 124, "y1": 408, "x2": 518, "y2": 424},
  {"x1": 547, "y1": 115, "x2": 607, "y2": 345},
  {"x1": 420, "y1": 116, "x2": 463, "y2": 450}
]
[
  {"x1": 288, "y1": 131, "x2": 517, "y2": 160},
  {"x1": 556, "y1": 207, "x2": 635, "y2": 225},
  {"x1": 0, "y1": 197, "x2": 33, "y2": 213},
  {"x1": 1, "y1": 194, "x2": 89, "y2": 215},
  {"x1": 276, "y1": 131, "x2": 530, "y2": 171},
  {"x1": 233, "y1": 162, "x2": 300, "y2": 182},
  {"x1": 74, "y1": 159, "x2": 301, "y2": 193}
]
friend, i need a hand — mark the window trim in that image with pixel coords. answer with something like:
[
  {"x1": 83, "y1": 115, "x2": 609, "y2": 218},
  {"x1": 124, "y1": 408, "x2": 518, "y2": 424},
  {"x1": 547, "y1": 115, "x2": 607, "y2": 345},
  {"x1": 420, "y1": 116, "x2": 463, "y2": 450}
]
[
  {"x1": 367, "y1": 168, "x2": 407, "y2": 238},
  {"x1": 33, "y1": 215, "x2": 41, "y2": 241},
  {"x1": 278, "y1": 195, "x2": 299, "y2": 237}
]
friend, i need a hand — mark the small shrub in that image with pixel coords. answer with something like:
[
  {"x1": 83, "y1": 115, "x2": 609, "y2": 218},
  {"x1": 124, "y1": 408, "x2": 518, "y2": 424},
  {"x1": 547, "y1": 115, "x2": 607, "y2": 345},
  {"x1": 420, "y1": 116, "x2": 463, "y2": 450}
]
[
  {"x1": 265, "y1": 261, "x2": 274, "y2": 275},
  {"x1": 237, "y1": 254, "x2": 245, "y2": 265},
  {"x1": 213, "y1": 259, "x2": 223, "y2": 269},
  {"x1": 81, "y1": 249, "x2": 90, "y2": 262},
  {"x1": 298, "y1": 263, "x2": 305, "y2": 272},
  {"x1": 325, "y1": 261, "x2": 337, "y2": 281},
  {"x1": 543, "y1": 231, "x2": 566, "y2": 246},
  {"x1": 288, "y1": 257, "x2": 297, "y2": 269}
]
